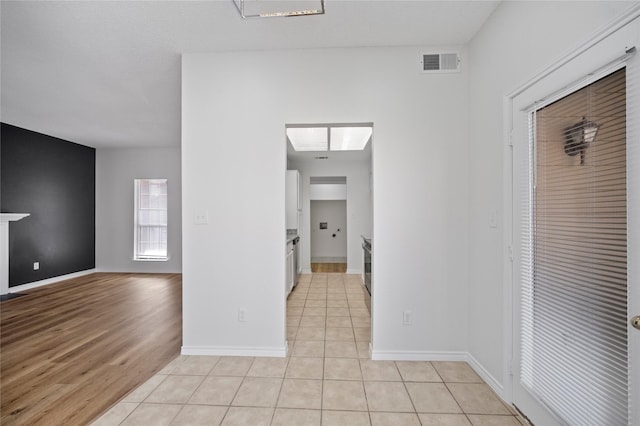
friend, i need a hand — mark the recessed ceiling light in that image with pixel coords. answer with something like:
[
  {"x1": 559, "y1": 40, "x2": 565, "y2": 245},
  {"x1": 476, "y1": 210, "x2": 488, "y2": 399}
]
[
  {"x1": 287, "y1": 127, "x2": 328, "y2": 151},
  {"x1": 287, "y1": 124, "x2": 372, "y2": 152},
  {"x1": 234, "y1": 0, "x2": 325, "y2": 19},
  {"x1": 330, "y1": 127, "x2": 372, "y2": 151}
]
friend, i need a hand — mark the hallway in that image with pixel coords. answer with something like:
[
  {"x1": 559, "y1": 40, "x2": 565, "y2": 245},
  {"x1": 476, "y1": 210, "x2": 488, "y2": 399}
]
[{"x1": 94, "y1": 273, "x2": 525, "y2": 425}]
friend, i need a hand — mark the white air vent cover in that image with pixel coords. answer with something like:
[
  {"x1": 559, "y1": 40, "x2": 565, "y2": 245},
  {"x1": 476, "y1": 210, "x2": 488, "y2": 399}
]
[{"x1": 421, "y1": 53, "x2": 460, "y2": 73}]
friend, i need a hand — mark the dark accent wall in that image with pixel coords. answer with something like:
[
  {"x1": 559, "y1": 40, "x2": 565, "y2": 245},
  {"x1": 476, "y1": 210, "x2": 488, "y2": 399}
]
[{"x1": 1, "y1": 123, "x2": 95, "y2": 286}]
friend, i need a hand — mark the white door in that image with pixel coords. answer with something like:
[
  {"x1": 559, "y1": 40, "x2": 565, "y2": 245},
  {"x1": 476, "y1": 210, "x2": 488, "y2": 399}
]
[{"x1": 511, "y1": 50, "x2": 639, "y2": 425}]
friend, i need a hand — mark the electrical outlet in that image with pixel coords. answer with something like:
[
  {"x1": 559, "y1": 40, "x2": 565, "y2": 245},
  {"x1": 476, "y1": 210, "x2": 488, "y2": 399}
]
[
  {"x1": 33, "y1": 262, "x2": 40, "y2": 271},
  {"x1": 194, "y1": 210, "x2": 209, "y2": 225},
  {"x1": 402, "y1": 310, "x2": 413, "y2": 325},
  {"x1": 238, "y1": 309, "x2": 247, "y2": 322}
]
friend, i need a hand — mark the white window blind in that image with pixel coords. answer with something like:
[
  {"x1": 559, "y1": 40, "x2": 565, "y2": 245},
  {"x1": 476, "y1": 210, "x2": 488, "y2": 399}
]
[
  {"x1": 521, "y1": 68, "x2": 628, "y2": 424},
  {"x1": 134, "y1": 179, "x2": 168, "y2": 261}
]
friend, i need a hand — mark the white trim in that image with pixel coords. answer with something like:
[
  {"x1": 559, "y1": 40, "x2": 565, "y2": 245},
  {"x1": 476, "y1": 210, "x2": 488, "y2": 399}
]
[
  {"x1": 181, "y1": 345, "x2": 287, "y2": 357},
  {"x1": 502, "y1": 96, "x2": 515, "y2": 403},
  {"x1": 302, "y1": 268, "x2": 312, "y2": 274},
  {"x1": 507, "y1": 3, "x2": 640, "y2": 100},
  {"x1": 132, "y1": 257, "x2": 170, "y2": 262},
  {"x1": 502, "y1": 4, "x2": 640, "y2": 410},
  {"x1": 8, "y1": 269, "x2": 96, "y2": 293},
  {"x1": 371, "y1": 349, "x2": 467, "y2": 362},
  {"x1": 520, "y1": 55, "x2": 632, "y2": 113},
  {"x1": 346, "y1": 268, "x2": 362, "y2": 274},
  {"x1": 467, "y1": 352, "x2": 505, "y2": 401},
  {"x1": 0, "y1": 213, "x2": 30, "y2": 222}
]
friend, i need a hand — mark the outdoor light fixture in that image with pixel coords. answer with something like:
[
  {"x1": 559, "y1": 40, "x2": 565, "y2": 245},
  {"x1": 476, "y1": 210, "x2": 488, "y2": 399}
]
[
  {"x1": 564, "y1": 116, "x2": 600, "y2": 165},
  {"x1": 233, "y1": 0, "x2": 325, "y2": 18}
]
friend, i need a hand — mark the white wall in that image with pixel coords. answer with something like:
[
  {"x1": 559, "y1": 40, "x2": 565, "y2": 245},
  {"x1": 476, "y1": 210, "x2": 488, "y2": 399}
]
[
  {"x1": 96, "y1": 147, "x2": 182, "y2": 273},
  {"x1": 467, "y1": 0, "x2": 635, "y2": 393},
  {"x1": 310, "y1": 200, "x2": 347, "y2": 261},
  {"x1": 290, "y1": 158, "x2": 371, "y2": 274},
  {"x1": 182, "y1": 46, "x2": 470, "y2": 356}
]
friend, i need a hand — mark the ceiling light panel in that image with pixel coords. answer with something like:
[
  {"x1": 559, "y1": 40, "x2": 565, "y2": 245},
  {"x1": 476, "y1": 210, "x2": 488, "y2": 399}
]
[
  {"x1": 234, "y1": 0, "x2": 325, "y2": 18},
  {"x1": 287, "y1": 127, "x2": 328, "y2": 151},
  {"x1": 330, "y1": 127, "x2": 372, "y2": 151}
]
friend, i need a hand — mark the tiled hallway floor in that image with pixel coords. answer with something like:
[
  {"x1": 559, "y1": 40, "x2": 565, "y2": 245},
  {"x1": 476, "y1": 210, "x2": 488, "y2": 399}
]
[{"x1": 93, "y1": 273, "x2": 526, "y2": 425}]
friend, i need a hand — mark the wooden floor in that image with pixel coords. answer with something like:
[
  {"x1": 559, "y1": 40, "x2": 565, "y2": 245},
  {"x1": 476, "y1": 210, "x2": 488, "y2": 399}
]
[
  {"x1": 310, "y1": 263, "x2": 347, "y2": 273},
  {"x1": 0, "y1": 273, "x2": 182, "y2": 426}
]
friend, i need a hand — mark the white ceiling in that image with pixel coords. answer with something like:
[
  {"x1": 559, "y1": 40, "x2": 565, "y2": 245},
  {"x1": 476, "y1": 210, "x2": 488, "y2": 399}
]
[{"x1": 0, "y1": 0, "x2": 500, "y2": 149}]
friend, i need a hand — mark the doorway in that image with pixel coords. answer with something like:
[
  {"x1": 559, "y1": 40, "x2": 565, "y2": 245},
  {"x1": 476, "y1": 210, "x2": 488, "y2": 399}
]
[{"x1": 285, "y1": 122, "x2": 374, "y2": 354}]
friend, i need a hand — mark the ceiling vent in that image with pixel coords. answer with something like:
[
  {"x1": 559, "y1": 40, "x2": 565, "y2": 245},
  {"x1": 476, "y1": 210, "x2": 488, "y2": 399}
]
[{"x1": 421, "y1": 53, "x2": 460, "y2": 73}]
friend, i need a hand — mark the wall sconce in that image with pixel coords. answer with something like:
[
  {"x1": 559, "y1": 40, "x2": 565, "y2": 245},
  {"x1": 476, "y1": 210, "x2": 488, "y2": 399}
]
[{"x1": 564, "y1": 116, "x2": 600, "y2": 165}]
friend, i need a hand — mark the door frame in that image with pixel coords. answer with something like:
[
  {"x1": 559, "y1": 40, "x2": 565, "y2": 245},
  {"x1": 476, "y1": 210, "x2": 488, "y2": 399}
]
[{"x1": 502, "y1": 5, "x2": 640, "y2": 424}]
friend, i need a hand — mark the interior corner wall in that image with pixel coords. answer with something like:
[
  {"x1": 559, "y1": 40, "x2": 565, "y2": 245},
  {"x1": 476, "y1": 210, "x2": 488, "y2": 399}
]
[
  {"x1": 182, "y1": 46, "x2": 470, "y2": 356},
  {"x1": 467, "y1": 1, "x2": 636, "y2": 393},
  {"x1": 289, "y1": 158, "x2": 371, "y2": 274},
  {"x1": 0, "y1": 123, "x2": 95, "y2": 286},
  {"x1": 95, "y1": 147, "x2": 182, "y2": 273}
]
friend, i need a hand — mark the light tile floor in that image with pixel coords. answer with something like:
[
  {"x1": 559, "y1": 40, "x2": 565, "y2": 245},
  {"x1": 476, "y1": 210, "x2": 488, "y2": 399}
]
[{"x1": 93, "y1": 273, "x2": 527, "y2": 426}]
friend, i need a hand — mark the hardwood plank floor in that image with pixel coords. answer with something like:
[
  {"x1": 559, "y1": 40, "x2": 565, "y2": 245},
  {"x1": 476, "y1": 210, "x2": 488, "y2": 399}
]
[
  {"x1": 0, "y1": 273, "x2": 182, "y2": 426},
  {"x1": 310, "y1": 263, "x2": 347, "y2": 273}
]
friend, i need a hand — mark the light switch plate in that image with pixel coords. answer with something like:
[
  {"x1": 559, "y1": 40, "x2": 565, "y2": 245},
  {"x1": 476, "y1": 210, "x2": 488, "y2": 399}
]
[
  {"x1": 402, "y1": 310, "x2": 413, "y2": 325},
  {"x1": 489, "y1": 210, "x2": 498, "y2": 228}
]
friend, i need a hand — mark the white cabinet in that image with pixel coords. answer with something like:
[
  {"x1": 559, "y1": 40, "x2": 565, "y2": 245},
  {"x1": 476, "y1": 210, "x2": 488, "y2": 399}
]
[
  {"x1": 286, "y1": 170, "x2": 300, "y2": 230},
  {"x1": 286, "y1": 241, "x2": 295, "y2": 297}
]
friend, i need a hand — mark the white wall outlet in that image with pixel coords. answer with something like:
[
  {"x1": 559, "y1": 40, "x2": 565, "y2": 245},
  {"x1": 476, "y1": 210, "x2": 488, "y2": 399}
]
[
  {"x1": 402, "y1": 310, "x2": 413, "y2": 325},
  {"x1": 33, "y1": 262, "x2": 40, "y2": 270},
  {"x1": 238, "y1": 309, "x2": 247, "y2": 322},
  {"x1": 194, "y1": 210, "x2": 209, "y2": 225}
]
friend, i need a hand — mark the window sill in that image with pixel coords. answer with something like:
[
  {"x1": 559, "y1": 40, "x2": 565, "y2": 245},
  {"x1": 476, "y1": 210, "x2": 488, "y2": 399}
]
[{"x1": 133, "y1": 257, "x2": 169, "y2": 262}]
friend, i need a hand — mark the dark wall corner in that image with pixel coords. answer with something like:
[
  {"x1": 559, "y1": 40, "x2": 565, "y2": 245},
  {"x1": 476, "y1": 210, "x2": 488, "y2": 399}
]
[{"x1": 1, "y1": 123, "x2": 96, "y2": 286}]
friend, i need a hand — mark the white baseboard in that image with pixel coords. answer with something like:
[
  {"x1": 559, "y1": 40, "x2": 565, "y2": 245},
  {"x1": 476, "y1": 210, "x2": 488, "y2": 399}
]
[
  {"x1": 346, "y1": 268, "x2": 362, "y2": 274},
  {"x1": 466, "y1": 352, "x2": 505, "y2": 401},
  {"x1": 302, "y1": 268, "x2": 312, "y2": 274},
  {"x1": 8, "y1": 269, "x2": 96, "y2": 293},
  {"x1": 181, "y1": 345, "x2": 287, "y2": 357},
  {"x1": 95, "y1": 267, "x2": 182, "y2": 274},
  {"x1": 371, "y1": 349, "x2": 468, "y2": 361}
]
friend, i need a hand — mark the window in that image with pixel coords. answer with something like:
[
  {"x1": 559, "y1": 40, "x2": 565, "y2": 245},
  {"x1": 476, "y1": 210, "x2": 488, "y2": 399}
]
[{"x1": 134, "y1": 179, "x2": 168, "y2": 261}]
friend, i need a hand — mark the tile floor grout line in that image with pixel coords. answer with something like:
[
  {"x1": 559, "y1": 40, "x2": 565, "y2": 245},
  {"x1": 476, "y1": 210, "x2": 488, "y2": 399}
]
[
  {"x1": 442, "y1": 381, "x2": 468, "y2": 417},
  {"x1": 116, "y1": 402, "x2": 139, "y2": 426},
  {"x1": 398, "y1": 361, "x2": 422, "y2": 420}
]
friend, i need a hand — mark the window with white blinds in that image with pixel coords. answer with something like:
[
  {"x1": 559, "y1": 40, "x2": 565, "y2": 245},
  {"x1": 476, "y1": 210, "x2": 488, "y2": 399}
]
[
  {"x1": 521, "y1": 68, "x2": 627, "y2": 424},
  {"x1": 134, "y1": 179, "x2": 168, "y2": 261}
]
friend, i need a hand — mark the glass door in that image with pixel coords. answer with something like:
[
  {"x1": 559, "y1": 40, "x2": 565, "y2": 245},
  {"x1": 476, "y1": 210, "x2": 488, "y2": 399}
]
[{"x1": 512, "y1": 65, "x2": 637, "y2": 425}]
